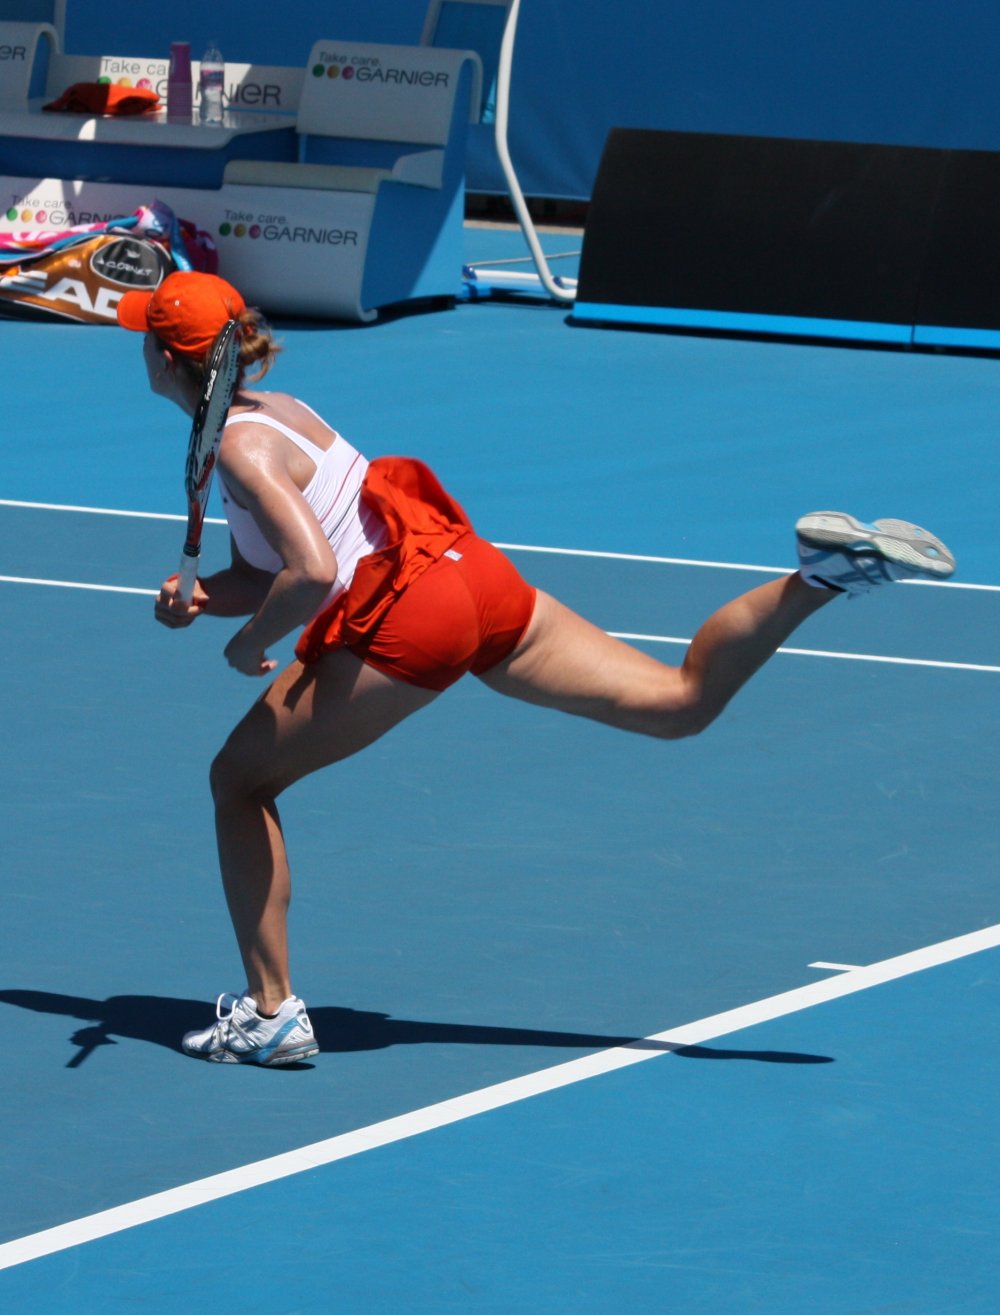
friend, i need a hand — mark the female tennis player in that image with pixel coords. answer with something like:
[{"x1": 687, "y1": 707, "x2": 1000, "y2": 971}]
[{"x1": 118, "y1": 271, "x2": 956, "y2": 1066}]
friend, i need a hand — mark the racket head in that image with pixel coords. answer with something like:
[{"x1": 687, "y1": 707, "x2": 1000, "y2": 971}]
[{"x1": 182, "y1": 318, "x2": 241, "y2": 551}]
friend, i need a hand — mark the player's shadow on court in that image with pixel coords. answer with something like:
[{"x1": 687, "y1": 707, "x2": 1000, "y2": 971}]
[{"x1": 0, "y1": 990, "x2": 834, "y2": 1068}]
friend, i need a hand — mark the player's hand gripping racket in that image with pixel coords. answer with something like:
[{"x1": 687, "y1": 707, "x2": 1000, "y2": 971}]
[{"x1": 177, "y1": 319, "x2": 241, "y2": 604}]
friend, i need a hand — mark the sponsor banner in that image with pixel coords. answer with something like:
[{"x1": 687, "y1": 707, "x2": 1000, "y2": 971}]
[
  {"x1": 47, "y1": 53, "x2": 304, "y2": 116},
  {"x1": 48, "y1": 52, "x2": 170, "y2": 100},
  {"x1": 298, "y1": 41, "x2": 479, "y2": 146},
  {"x1": 202, "y1": 185, "x2": 374, "y2": 319},
  {"x1": 225, "y1": 63, "x2": 305, "y2": 114},
  {"x1": 3, "y1": 190, "x2": 129, "y2": 231}
]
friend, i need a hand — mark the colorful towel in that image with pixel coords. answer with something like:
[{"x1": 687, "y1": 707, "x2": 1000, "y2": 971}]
[{"x1": 0, "y1": 200, "x2": 216, "y2": 274}]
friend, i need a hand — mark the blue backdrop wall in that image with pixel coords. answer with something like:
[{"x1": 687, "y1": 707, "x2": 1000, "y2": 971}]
[{"x1": 61, "y1": 0, "x2": 1000, "y2": 200}]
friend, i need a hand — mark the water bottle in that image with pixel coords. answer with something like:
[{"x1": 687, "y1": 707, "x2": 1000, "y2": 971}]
[
  {"x1": 200, "y1": 40, "x2": 224, "y2": 125},
  {"x1": 167, "y1": 42, "x2": 192, "y2": 122}
]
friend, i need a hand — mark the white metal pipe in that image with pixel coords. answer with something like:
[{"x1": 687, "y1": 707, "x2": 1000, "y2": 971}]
[{"x1": 493, "y1": 0, "x2": 576, "y2": 302}]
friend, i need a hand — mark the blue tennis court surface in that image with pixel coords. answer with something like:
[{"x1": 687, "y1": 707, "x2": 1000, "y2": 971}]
[
  {"x1": 4, "y1": 944, "x2": 997, "y2": 1313},
  {"x1": 1, "y1": 225, "x2": 998, "y2": 1310}
]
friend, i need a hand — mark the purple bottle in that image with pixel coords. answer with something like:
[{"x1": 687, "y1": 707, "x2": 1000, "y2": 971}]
[{"x1": 167, "y1": 42, "x2": 192, "y2": 122}]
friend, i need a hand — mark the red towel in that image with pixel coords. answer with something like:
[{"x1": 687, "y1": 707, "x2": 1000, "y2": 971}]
[
  {"x1": 295, "y1": 457, "x2": 473, "y2": 663},
  {"x1": 43, "y1": 83, "x2": 161, "y2": 116}
]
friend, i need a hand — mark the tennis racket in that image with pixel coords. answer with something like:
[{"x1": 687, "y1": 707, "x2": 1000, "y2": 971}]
[{"x1": 177, "y1": 319, "x2": 241, "y2": 604}]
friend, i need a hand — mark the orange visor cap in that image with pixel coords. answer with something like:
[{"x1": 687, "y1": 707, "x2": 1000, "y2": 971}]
[{"x1": 117, "y1": 271, "x2": 246, "y2": 358}]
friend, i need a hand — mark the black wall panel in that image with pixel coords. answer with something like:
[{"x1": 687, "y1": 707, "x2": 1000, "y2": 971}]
[{"x1": 574, "y1": 128, "x2": 1000, "y2": 348}]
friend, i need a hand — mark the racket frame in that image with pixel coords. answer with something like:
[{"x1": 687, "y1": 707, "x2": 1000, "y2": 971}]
[{"x1": 177, "y1": 318, "x2": 241, "y2": 603}]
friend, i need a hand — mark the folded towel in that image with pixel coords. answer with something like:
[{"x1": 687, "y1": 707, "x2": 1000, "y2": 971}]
[{"x1": 43, "y1": 83, "x2": 161, "y2": 116}]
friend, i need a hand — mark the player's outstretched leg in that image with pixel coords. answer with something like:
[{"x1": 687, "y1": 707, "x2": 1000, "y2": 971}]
[{"x1": 480, "y1": 510, "x2": 955, "y2": 739}]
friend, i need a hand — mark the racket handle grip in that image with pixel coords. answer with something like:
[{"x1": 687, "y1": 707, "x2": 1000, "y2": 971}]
[{"x1": 177, "y1": 551, "x2": 200, "y2": 605}]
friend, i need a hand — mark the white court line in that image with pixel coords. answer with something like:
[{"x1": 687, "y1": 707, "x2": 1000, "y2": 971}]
[
  {"x1": 1, "y1": 498, "x2": 998, "y2": 592},
  {"x1": 0, "y1": 577, "x2": 995, "y2": 673},
  {"x1": 0, "y1": 498, "x2": 195, "y2": 524},
  {"x1": 496, "y1": 542, "x2": 1000, "y2": 592},
  {"x1": 1, "y1": 920, "x2": 998, "y2": 1272},
  {"x1": 776, "y1": 644, "x2": 999, "y2": 672},
  {"x1": 610, "y1": 632, "x2": 1000, "y2": 674},
  {"x1": 0, "y1": 575, "x2": 155, "y2": 597}
]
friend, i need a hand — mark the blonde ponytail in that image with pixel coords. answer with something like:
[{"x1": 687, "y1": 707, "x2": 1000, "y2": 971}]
[{"x1": 236, "y1": 306, "x2": 281, "y2": 383}]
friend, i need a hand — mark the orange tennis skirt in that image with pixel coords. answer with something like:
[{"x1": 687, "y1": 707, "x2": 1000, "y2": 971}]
[{"x1": 345, "y1": 531, "x2": 536, "y2": 691}]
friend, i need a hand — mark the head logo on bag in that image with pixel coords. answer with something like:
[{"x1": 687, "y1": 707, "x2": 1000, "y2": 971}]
[{"x1": 89, "y1": 237, "x2": 168, "y2": 289}]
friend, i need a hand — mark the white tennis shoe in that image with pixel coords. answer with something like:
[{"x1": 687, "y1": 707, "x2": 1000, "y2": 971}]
[
  {"x1": 796, "y1": 511, "x2": 955, "y2": 596},
  {"x1": 182, "y1": 992, "x2": 319, "y2": 1065}
]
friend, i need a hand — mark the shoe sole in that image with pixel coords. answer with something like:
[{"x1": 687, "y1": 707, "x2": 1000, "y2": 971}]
[
  {"x1": 182, "y1": 1041, "x2": 320, "y2": 1065},
  {"x1": 796, "y1": 511, "x2": 955, "y2": 580}
]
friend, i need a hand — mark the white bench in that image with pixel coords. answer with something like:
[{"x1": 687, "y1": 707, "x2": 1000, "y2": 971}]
[
  {"x1": 0, "y1": 28, "x2": 482, "y2": 322},
  {"x1": 221, "y1": 39, "x2": 481, "y2": 321}
]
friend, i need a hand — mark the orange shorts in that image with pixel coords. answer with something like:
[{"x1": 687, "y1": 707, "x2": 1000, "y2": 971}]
[{"x1": 347, "y1": 532, "x2": 537, "y2": 691}]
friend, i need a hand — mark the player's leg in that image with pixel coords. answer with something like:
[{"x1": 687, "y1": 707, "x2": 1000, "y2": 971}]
[
  {"x1": 479, "y1": 572, "x2": 833, "y2": 738},
  {"x1": 480, "y1": 510, "x2": 956, "y2": 737},
  {"x1": 207, "y1": 650, "x2": 439, "y2": 1015}
]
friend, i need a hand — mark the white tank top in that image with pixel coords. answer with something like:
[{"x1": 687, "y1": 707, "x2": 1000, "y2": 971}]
[{"x1": 217, "y1": 404, "x2": 388, "y2": 607}]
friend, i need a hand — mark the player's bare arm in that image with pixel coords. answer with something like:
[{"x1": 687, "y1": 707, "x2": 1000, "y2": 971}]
[{"x1": 215, "y1": 426, "x2": 339, "y2": 674}]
